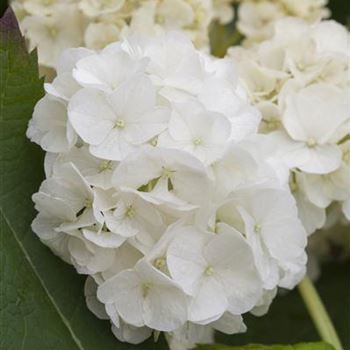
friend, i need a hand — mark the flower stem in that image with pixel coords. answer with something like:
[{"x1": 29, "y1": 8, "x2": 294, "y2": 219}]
[{"x1": 298, "y1": 275, "x2": 343, "y2": 350}]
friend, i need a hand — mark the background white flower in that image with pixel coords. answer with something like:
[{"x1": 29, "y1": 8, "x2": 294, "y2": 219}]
[{"x1": 13, "y1": 0, "x2": 236, "y2": 68}]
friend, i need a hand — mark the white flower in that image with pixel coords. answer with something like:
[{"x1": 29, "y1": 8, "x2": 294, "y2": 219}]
[
  {"x1": 14, "y1": 0, "x2": 232, "y2": 71},
  {"x1": 23, "y1": 0, "x2": 71, "y2": 16},
  {"x1": 167, "y1": 223, "x2": 262, "y2": 323},
  {"x1": 79, "y1": 0, "x2": 125, "y2": 17},
  {"x1": 84, "y1": 276, "x2": 109, "y2": 320},
  {"x1": 45, "y1": 47, "x2": 93, "y2": 101},
  {"x1": 72, "y1": 47, "x2": 147, "y2": 92},
  {"x1": 250, "y1": 288, "x2": 277, "y2": 317},
  {"x1": 166, "y1": 313, "x2": 246, "y2": 350},
  {"x1": 112, "y1": 147, "x2": 212, "y2": 211},
  {"x1": 33, "y1": 162, "x2": 103, "y2": 233},
  {"x1": 211, "y1": 143, "x2": 260, "y2": 198},
  {"x1": 290, "y1": 173, "x2": 326, "y2": 235},
  {"x1": 68, "y1": 234, "x2": 116, "y2": 274},
  {"x1": 27, "y1": 95, "x2": 77, "y2": 153},
  {"x1": 218, "y1": 186, "x2": 307, "y2": 289},
  {"x1": 84, "y1": 22, "x2": 120, "y2": 50},
  {"x1": 68, "y1": 76, "x2": 170, "y2": 160},
  {"x1": 97, "y1": 259, "x2": 188, "y2": 331},
  {"x1": 104, "y1": 190, "x2": 164, "y2": 242},
  {"x1": 213, "y1": 0, "x2": 235, "y2": 24},
  {"x1": 296, "y1": 144, "x2": 350, "y2": 209},
  {"x1": 237, "y1": 1, "x2": 284, "y2": 44},
  {"x1": 236, "y1": 0, "x2": 329, "y2": 45},
  {"x1": 279, "y1": 84, "x2": 350, "y2": 174},
  {"x1": 111, "y1": 322, "x2": 152, "y2": 345},
  {"x1": 227, "y1": 18, "x2": 350, "y2": 242},
  {"x1": 20, "y1": 4, "x2": 85, "y2": 67},
  {"x1": 158, "y1": 100, "x2": 232, "y2": 165},
  {"x1": 56, "y1": 146, "x2": 117, "y2": 190}
]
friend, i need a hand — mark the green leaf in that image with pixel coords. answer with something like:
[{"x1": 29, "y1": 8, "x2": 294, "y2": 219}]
[
  {"x1": 196, "y1": 342, "x2": 335, "y2": 350},
  {"x1": 0, "y1": 3, "x2": 8, "y2": 18},
  {"x1": 329, "y1": 0, "x2": 350, "y2": 27},
  {"x1": 0, "y1": 8, "x2": 166, "y2": 350}
]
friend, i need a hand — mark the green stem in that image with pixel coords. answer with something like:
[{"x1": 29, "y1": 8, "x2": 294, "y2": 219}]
[{"x1": 298, "y1": 275, "x2": 343, "y2": 350}]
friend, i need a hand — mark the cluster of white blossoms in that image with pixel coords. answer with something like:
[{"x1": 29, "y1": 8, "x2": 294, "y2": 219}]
[
  {"x1": 28, "y1": 32, "x2": 307, "y2": 348},
  {"x1": 12, "y1": 0, "x2": 235, "y2": 68},
  {"x1": 228, "y1": 18, "x2": 350, "y2": 238},
  {"x1": 235, "y1": 0, "x2": 330, "y2": 45}
]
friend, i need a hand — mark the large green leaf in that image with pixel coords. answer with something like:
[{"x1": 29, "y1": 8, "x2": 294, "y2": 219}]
[
  {"x1": 0, "y1": 8, "x2": 166, "y2": 350},
  {"x1": 197, "y1": 342, "x2": 335, "y2": 350}
]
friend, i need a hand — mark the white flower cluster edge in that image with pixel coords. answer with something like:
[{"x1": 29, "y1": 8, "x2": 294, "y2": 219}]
[
  {"x1": 27, "y1": 32, "x2": 308, "y2": 349},
  {"x1": 228, "y1": 18, "x2": 350, "y2": 237},
  {"x1": 12, "y1": 0, "x2": 235, "y2": 68}
]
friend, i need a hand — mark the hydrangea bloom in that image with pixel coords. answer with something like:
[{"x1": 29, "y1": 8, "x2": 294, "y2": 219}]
[
  {"x1": 28, "y1": 32, "x2": 307, "y2": 349},
  {"x1": 13, "y1": 0, "x2": 235, "y2": 68},
  {"x1": 235, "y1": 0, "x2": 330, "y2": 45},
  {"x1": 228, "y1": 18, "x2": 350, "y2": 236}
]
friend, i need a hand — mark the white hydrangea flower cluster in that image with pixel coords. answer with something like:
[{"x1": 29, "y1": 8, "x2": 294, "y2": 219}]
[
  {"x1": 235, "y1": 0, "x2": 330, "y2": 45},
  {"x1": 27, "y1": 32, "x2": 307, "y2": 348},
  {"x1": 12, "y1": 0, "x2": 235, "y2": 68},
  {"x1": 228, "y1": 18, "x2": 350, "y2": 237}
]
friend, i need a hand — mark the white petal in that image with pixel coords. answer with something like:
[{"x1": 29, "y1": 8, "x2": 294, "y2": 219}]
[
  {"x1": 167, "y1": 226, "x2": 210, "y2": 294},
  {"x1": 97, "y1": 269, "x2": 145, "y2": 327},
  {"x1": 188, "y1": 276, "x2": 227, "y2": 323},
  {"x1": 68, "y1": 88, "x2": 115, "y2": 145},
  {"x1": 144, "y1": 285, "x2": 188, "y2": 331},
  {"x1": 212, "y1": 313, "x2": 247, "y2": 334},
  {"x1": 205, "y1": 226, "x2": 262, "y2": 314},
  {"x1": 111, "y1": 323, "x2": 152, "y2": 345},
  {"x1": 82, "y1": 227, "x2": 126, "y2": 248},
  {"x1": 84, "y1": 277, "x2": 109, "y2": 320}
]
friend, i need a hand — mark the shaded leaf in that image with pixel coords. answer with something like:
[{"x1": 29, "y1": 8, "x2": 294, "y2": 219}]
[
  {"x1": 0, "y1": 7, "x2": 165, "y2": 350},
  {"x1": 0, "y1": 3, "x2": 7, "y2": 17}
]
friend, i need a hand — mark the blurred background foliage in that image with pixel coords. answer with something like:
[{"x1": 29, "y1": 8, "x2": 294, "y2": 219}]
[
  {"x1": 216, "y1": 262, "x2": 350, "y2": 349},
  {"x1": 1, "y1": 0, "x2": 7, "y2": 17}
]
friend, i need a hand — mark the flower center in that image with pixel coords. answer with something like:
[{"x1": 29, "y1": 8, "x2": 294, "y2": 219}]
[
  {"x1": 343, "y1": 150, "x2": 350, "y2": 163},
  {"x1": 254, "y1": 223, "x2": 262, "y2": 233},
  {"x1": 84, "y1": 198, "x2": 93, "y2": 209},
  {"x1": 142, "y1": 283, "x2": 152, "y2": 297},
  {"x1": 150, "y1": 137, "x2": 158, "y2": 147},
  {"x1": 154, "y1": 257, "x2": 166, "y2": 270},
  {"x1": 155, "y1": 14, "x2": 165, "y2": 24},
  {"x1": 306, "y1": 138, "x2": 317, "y2": 148},
  {"x1": 205, "y1": 266, "x2": 214, "y2": 276},
  {"x1": 114, "y1": 119, "x2": 125, "y2": 129},
  {"x1": 48, "y1": 26, "x2": 58, "y2": 38},
  {"x1": 125, "y1": 206, "x2": 136, "y2": 219},
  {"x1": 264, "y1": 118, "x2": 280, "y2": 131},
  {"x1": 297, "y1": 62, "x2": 306, "y2": 71},
  {"x1": 99, "y1": 160, "x2": 112, "y2": 172},
  {"x1": 161, "y1": 167, "x2": 173, "y2": 179},
  {"x1": 192, "y1": 137, "x2": 202, "y2": 146}
]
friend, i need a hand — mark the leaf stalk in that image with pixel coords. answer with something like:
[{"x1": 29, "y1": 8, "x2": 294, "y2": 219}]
[{"x1": 298, "y1": 275, "x2": 344, "y2": 350}]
